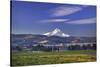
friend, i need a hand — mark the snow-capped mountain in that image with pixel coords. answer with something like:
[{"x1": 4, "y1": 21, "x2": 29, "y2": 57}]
[{"x1": 44, "y1": 28, "x2": 70, "y2": 37}]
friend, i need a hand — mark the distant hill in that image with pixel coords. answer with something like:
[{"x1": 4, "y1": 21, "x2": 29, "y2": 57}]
[{"x1": 11, "y1": 34, "x2": 96, "y2": 47}]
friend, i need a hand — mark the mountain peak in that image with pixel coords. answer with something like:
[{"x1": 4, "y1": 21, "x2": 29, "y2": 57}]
[
  {"x1": 44, "y1": 28, "x2": 70, "y2": 37},
  {"x1": 54, "y1": 28, "x2": 61, "y2": 32}
]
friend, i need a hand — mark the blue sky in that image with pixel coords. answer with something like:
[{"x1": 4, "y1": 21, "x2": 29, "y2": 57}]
[{"x1": 11, "y1": 1, "x2": 96, "y2": 37}]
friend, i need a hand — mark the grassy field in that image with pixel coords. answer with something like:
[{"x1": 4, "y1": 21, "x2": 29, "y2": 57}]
[{"x1": 11, "y1": 50, "x2": 96, "y2": 66}]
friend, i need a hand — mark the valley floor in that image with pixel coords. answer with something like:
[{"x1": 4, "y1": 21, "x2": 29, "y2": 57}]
[{"x1": 11, "y1": 50, "x2": 96, "y2": 66}]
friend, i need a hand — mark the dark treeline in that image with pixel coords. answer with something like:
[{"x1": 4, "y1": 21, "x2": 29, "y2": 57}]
[{"x1": 11, "y1": 43, "x2": 96, "y2": 52}]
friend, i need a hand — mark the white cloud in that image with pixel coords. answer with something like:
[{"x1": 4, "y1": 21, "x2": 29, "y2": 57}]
[
  {"x1": 65, "y1": 18, "x2": 96, "y2": 24},
  {"x1": 40, "y1": 19, "x2": 69, "y2": 23},
  {"x1": 39, "y1": 18, "x2": 96, "y2": 24},
  {"x1": 50, "y1": 6, "x2": 83, "y2": 17}
]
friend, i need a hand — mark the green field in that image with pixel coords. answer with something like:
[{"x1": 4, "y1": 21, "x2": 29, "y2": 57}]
[{"x1": 11, "y1": 50, "x2": 96, "y2": 66}]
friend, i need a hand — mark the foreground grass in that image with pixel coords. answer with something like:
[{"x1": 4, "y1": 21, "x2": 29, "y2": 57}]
[{"x1": 11, "y1": 50, "x2": 96, "y2": 66}]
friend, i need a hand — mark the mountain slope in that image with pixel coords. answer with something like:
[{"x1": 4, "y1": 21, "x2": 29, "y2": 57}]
[{"x1": 44, "y1": 28, "x2": 70, "y2": 37}]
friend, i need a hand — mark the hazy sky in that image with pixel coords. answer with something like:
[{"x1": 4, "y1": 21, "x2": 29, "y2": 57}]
[{"x1": 11, "y1": 1, "x2": 96, "y2": 37}]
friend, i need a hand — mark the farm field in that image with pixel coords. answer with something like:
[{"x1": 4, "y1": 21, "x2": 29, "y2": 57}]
[{"x1": 11, "y1": 50, "x2": 96, "y2": 66}]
